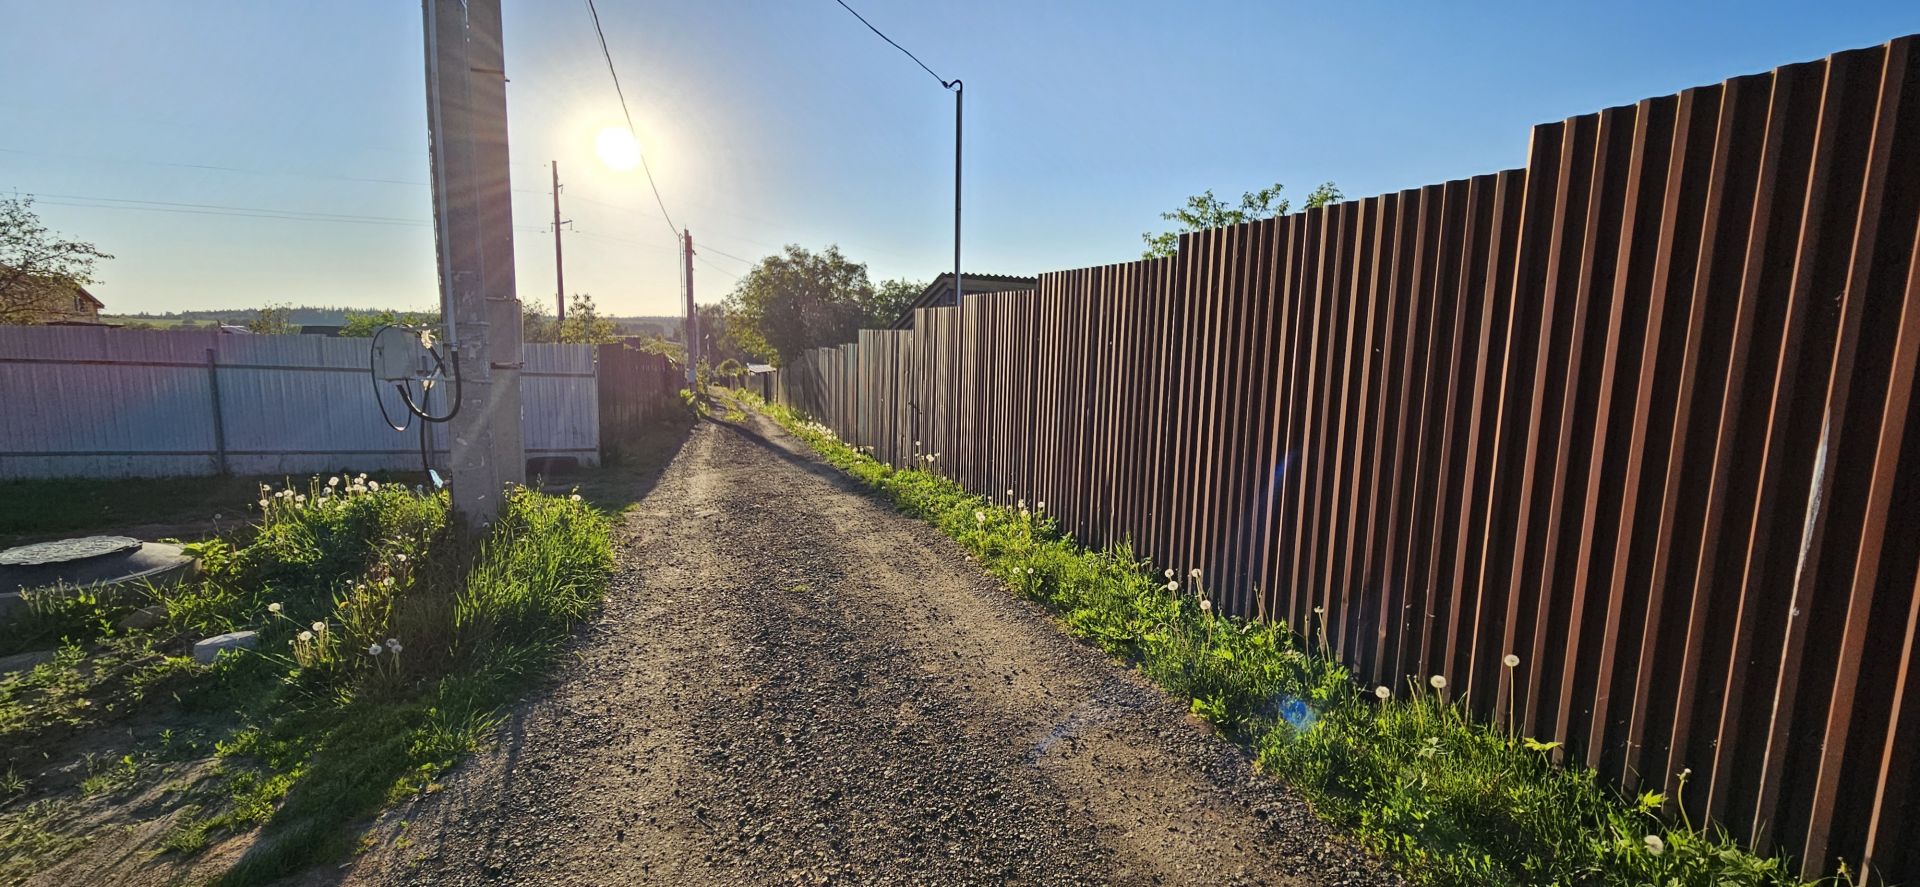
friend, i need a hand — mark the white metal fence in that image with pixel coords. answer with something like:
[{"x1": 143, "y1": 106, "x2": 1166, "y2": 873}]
[{"x1": 0, "y1": 326, "x2": 598, "y2": 479}]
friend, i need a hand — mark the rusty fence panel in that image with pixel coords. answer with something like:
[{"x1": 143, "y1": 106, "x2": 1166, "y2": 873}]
[{"x1": 774, "y1": 36, "x2": 1920, "y2": 882}]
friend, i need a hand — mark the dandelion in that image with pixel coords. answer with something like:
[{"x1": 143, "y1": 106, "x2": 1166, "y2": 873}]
[
  {"x1": 368, "y1": 481, "x2": 381, "y2": 492},
  {"x1": 1314, "y1": 605, "x2": 1325, "y2": 615},
  {"x1": 381, "y1": 577, "x2": 395, "y2": 587},
  {"x1": 974, "y1": 510, "x2": 986, "y2": 523},
  {"x1": 1189, "y1": 568, "x2": 1202, "y2": 581},
  {"x1": 570, "y1": 494, "x2": 582, "y2": 502},
  {"x1": 297, "y1": 630, "x2": 313, "y2": 642},
  {"x1": 1503, "y1": 653, "x2": 1521, "y2": 668},
  {"x1": 385, "y1": 638, "x2": 403, "y2": 653},
  {"x1": 1429, "y1": 675, "x2": 1447, "y2": 691},
  {"x1": 312, "y1": 621, "x2": 327, "y2": 633},
  {"x1": 1018, "y1": 499, "x2": 1026, "y2": 509},
  {"x1": 1025, "y1": 567, "x2": 1034, "y2": 575},
  {"x1": 1164, "y1": 568, "x2": 1176, "y2": 579},
  {"x1": 213, "y1": 512, "x2": 223, "y2": 521},
  {"x1": 395, "y1": 553, "x2": 408, "y2": 563},
  {"x1": 1035, "y1": 501, "x2": 1045, "y2": 511},
  {"x1": 328, "y1": 476, "x2": 340, "y2": 487},
  {"x1": 1165, "y1": 580, "x2": 1180, "y2": 593},
  {"x1": 267, "y1": 602, "x2": 283, "y2": 615},
  {"x1": 1374, "y1": 685, "x2": 1391, "y2": 700},
  {"x1": 1006, "y1": 489, "x2": 1014, "y2": 498},
  {"x1": 1643, "y1": 834, "x2": 1665, "y2": 856},
  {"x1": 258, "y1": 498, "x2": 269, "y2": 508},
  {"x1": 294, "y1": 494, "x2": 307, "y2": 504},
  {"x1": 368, "y1": 643, "x2": 384, "y2": 656},
  {"x1": 1199, "y1": 599, "x2": 1212, "y2": 613}
]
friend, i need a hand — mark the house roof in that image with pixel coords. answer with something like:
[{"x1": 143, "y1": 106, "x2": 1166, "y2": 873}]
[{"x1": 889, "y1": 272, "x2": 1038, "y2": 329}]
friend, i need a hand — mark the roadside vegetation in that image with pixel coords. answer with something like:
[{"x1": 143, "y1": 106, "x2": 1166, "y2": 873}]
[
  {"x1": 0, "y1": 476, "x2": 612, "y2": 884},
  {"x1": 747, "y1": 390, "x2": 1819, "y2": 887}
]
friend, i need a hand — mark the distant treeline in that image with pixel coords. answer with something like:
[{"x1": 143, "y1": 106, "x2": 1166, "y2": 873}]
[{"x1": 102, "y1": 306, "x2": 685, "y2": 335}]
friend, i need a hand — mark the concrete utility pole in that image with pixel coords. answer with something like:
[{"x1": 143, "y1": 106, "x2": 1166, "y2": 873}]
[
  {"x1": 422, "y1": 0, "x2": 525, "y2": 528},
  {"x1": 551, "y1": 161, "x2": 568, "y2": 325},
  {"x1": 682, "y1": 229, "x2": 699, "y2": 386}
]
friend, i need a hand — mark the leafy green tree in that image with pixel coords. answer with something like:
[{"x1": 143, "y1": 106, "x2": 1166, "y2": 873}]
[
  {"x1": 526, "y1": 293, "x2": 620, "y2": 345},
  {"x1": 246, "y1": 304, "x2": 295, "y2": 335},
  {"x1": 1141, "y1": 181, "x2": 1342, "y2": 259},
  {"x1": 340, "y1": 309, "x2": 439, "y2": 337},
  {"x1": 0, "y1": 196, "x2": 113, "y2": 324},
  {"x1": 866, "y1": 277, "x2": 926, "y2": 328},
  {"x1": 725, "y1": 245, "x2": 874, "y2": 365}
]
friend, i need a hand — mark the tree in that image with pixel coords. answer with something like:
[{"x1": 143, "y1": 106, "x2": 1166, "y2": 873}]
[
  {"x1": 725, "y1": 245, "x2": 875, "y2": 365},
  {"x1": 0, "y1": 196, "x2": 113, "y2": 324},
  {"x1": 341, "y1": 309, "x2": 439, "y2": 337},
  {"x1": 526, "y1": 293, "x2": 620, "y2": 345},
  {"x1": 866, "y1": 277, "x2": 926, "y2": 328},
  {"x1": 1141, "y1": 181, "x2": 1342, "y2": 259},
  {"x1": 245, "y1": 304, "x2": 295, "y2": 335}
]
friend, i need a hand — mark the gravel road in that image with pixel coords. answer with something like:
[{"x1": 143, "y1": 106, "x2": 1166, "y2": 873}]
[{"x1": 339, "y1": 411, "x2": 1400, "y2": 887}]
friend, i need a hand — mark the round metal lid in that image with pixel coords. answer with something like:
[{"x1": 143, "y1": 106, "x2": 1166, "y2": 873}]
[{"x1": 0, "y1": 535, "x2": 145, "y2": 567}]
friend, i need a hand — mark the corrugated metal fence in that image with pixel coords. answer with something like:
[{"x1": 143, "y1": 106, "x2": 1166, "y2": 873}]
[
  {"x1": 0, "y1": 326, "x2": 598, "y2": 478},
  {"x1": 778, "y1": 36, "x2": 1920, "y2": 881}
]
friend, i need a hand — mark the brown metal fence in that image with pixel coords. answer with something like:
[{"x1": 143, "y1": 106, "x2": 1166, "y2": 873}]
[
  {"x1": 777, "y1": 36, "x2": 1920, "y2": 881},
  {"x1": 596, "y1": 343, "x2": 679, "y2": 451}
]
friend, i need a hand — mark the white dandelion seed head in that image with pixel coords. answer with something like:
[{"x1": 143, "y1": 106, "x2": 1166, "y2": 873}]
[
  {"x1": 294, "y1": 494, "x2": 306, "y2": 503},
  {"x1": 267, "y1": 602, "x2": 282, "y2": 614},
  {"x1": 1165, "y1": 580, "x2": 1180, "y2": 592},
  {"x1": 385, "y1": 638, "x2": 402, "y2": 651},
  {"x1": 1164, "y1": 568, "x2": 1176, "y2": 579},
  {"x1": 1006, "y1": 489, "x2": 1014, "y2": 498},
  {"x1": 328, "y1": 476, "x2": 340, "y2": 487},
  {"x1": 1189, "y1": 568, "x2": 1202, "y2": 580},
  {"x1": 312, "y1": 621, "x2": 327, "y2": 633},
  {"x1": 1503, "y1": 653, "x2": 1521, "y2": 668},
  {"x1": 1035, "y1": 501, "x2": 1045, "y2": 510},
  {"x1": 368, "y1": 481, "x2": 380, "y2": 492},
  {"x1": 395, "y1": 553, "x2": 408, "y2": 563},
  {"x1": 368, "y1": 643, "x2": 383, "y2": 655},
  {"x1": 1374, "y1": 685, "x2": 1391, "y2": 700},
  {"x1": 975, "y1": 510, "x2": 986, "y2": 523},
  {"x1": 1314, "y1": 606, "x2": 1325, "y2": 615},
  {"x1": 297, "y1": 630, "x2": 313, "y2": 642},
  {"x1": 1199, "y1": 599, "x2": 1212, "y2": 612},
  {"x1": 1025, "y1": 567, "x2": 1034, "y2": 575},
  {"x1": 1643, "y1": 834, "x2": 1665, "y2": 856},
  {"x1": 1429, "y1": 675, "x2": 1447, "y2": 690},
  {"x1": 258, "y1": 498, "x2": 270, "y2": 508}
]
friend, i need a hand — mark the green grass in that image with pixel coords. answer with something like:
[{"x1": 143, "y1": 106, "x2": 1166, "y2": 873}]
[
  {"x1": 747, "y1": 391, "x2": 1821, "y2": 887},
  {"x1": 0, "y1": 472, "x2": 615, "y2": 884}
]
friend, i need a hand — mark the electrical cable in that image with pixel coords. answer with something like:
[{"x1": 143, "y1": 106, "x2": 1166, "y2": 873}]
[
  {"x1": 369, "y1": 324, "x2": 464, "y2": 428},
  {"x1": 829, "y1": 0, "x2": 960, "y2": 90},
  {"x1": 583, "y1": 0, "x2": 681, "y2": 241}
]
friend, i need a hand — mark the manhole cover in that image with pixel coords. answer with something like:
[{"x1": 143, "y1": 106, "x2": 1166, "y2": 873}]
[{"x1": 0, "y1": 535, "x2": 144, "y2": 567}]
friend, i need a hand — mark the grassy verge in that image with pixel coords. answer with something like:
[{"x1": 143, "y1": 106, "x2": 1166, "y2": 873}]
[
  {"x1": 747, "y1": 391, "x2": 1818, "y2": 887},
  {"x1": 0, "y1": 476, "x2": 613, "y2": 885}
]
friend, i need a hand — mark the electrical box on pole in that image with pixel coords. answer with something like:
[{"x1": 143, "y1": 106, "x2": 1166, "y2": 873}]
[{"x1": 421, "y1": 0, "x2": 525, "y2": 528}]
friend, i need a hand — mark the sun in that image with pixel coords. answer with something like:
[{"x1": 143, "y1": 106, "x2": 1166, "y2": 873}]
[{"x1": 595, "y1": 126, "x2": 641, "y2": 172}]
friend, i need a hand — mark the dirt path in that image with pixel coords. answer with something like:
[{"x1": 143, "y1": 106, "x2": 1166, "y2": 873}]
[{"x1": 340, "y1": 412, "x2": 1398, "y2": 887}]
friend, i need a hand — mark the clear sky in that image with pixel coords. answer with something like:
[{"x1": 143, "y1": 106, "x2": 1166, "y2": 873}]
[{"x1": 3, "y1": 1, "x2": 1917, "y2": 317}]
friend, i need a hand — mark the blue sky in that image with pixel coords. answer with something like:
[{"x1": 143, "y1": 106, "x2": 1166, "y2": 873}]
[{"x1": 3, "y1": 1, "x2": 1916, "y2": 317}]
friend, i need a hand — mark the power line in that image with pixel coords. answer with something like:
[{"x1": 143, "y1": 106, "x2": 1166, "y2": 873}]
[
  {"x1": 583, "y1": 0, "x2": 680, "y2": 240},
  {"x1": 701, "y1": 245, "x2": 758, "y2": 266},
  {"x1": 0, "y1": 146, "x2": 549, "y2": 197},
  {"x1": 31, "y1": 191, "x2": 544, "y2": 234},
  {"x1": 829, "y1": 0, "x2": 955, "y2": 88},
  {"x1": 695, "y1": 255, "x2": 740, "y2": 281}
]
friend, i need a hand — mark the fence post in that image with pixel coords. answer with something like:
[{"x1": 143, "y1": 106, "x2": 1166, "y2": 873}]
[{"x1": 205, "y1": 346, "x2": 229, "y2": 475}]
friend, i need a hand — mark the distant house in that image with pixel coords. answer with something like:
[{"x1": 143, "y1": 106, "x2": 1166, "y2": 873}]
[
  {"x1": 888, "y1": 272, "x2": 1037, "y2": 330},
  {"x1": 1, "y1": 270, "x2": 104, "y2": 324}
]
